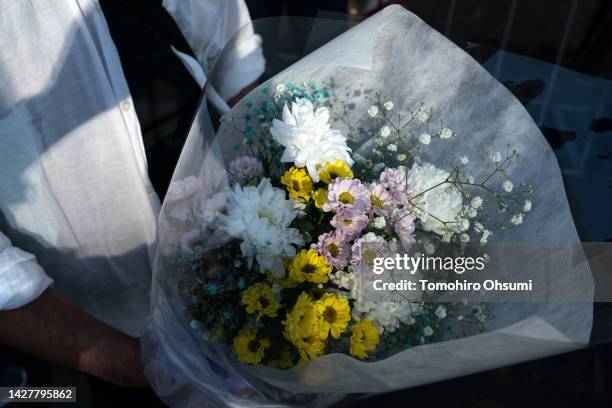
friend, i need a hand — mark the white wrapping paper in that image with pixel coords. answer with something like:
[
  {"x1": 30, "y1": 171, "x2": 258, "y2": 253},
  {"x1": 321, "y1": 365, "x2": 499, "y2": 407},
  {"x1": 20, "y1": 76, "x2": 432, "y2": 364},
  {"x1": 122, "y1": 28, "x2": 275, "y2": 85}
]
[{"x1": 143, "y1": 6, "x2": 593, "y2": 407}]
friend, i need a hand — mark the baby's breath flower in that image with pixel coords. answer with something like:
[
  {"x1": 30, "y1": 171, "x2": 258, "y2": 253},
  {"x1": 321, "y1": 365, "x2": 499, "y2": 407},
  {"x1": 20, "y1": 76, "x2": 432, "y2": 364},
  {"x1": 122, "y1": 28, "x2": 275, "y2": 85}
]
[
  {"x1": 480, "y1": 229, "x2": 491, "y2": 245},
  {"x1": 440, "y1": 128, "x2": 453, "y2": 139},
  {"x1": 503, "y1": 180, "x2": 514, "y2": 192},
  {"x1": 419, "y1": 133, "x2": 431, "y2": 145},
  {"x1": 416, "y1": 110, "x2": 429, "y2": 123},
  {"x1": 471, "y1": 196, "x2": 483, "y2": 209},
  {"x1": 468, "y1": 207, "x2": 478, "y2": 218},
  {"x1": 523, "y1": 199, "x2": 532, "y2": 212},
  {"x1": 380, "y1": 126, "x2": 391, "y2": 138},
  {"x1": 373, "y1": 216, "x2": 386, "y2": 229},
  {"x1": 387, "y1": 144, "x2": 398, "y2": 152},
  {"x1": 460, "y1": 156, "x2": 469, "y2": 164},
  {"x1": 275, "y1": 83, "x2": 287, "y2": 94},
  {"x1": 383, "y1": 101, "x2": 394, "y2": 111},
  {"x1": 510, "y1": 213, "x2": 524, "y2": 225},
  {"x1": 367, "y1": 105, "x2": 379, "y2": 117},
  {"x1": 424, "y1": 242, "x2": 436, "y2": 254},
  {"x1": 491, "y1": 152, "x2": 502, "y2": 163}
]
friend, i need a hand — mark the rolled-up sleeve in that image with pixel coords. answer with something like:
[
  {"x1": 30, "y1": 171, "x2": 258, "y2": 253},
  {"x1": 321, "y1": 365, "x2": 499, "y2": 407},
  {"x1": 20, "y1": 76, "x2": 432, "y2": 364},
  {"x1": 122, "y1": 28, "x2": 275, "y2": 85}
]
[
  {"x1": 163, "y1": 0, "x2": 265, "y2": 101},
  {"x1": 0, "y1": 231, "x2": 53, "y2": 310}
]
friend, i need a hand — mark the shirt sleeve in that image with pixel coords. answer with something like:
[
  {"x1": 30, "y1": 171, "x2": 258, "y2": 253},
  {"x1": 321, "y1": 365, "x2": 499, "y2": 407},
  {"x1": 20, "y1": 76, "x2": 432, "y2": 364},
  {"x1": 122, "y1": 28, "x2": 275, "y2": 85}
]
[
  {"x1": 162, "y1": 0, "x2": 265, "y2": 101},
  {"x1": 0, "y1": 231, "x2": 53, "y2": 310}
]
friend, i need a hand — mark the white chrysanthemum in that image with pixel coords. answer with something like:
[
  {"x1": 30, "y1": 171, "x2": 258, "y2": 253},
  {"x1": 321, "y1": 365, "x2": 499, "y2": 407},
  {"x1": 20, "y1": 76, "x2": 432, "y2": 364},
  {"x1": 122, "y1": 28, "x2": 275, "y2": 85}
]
[
  {"x1": 423, "y1": 326, "x2": 434, "y2": 336},
  {"x1": 387, "y1": 143, "x2": 398, "y2": 152},
  {"x1": 367, "y1": 105, "x2": 379, "y2": 117},
  {"x1": 352, "y1": 300, "x2": 418, "y2": 333},
  {"x1": 406, "y1": 162, "x2": 463, "y2": 235},
  {"x1": 218, "y1": 178, "x2": 304, "y2": 277},
  {"x1": 384, "y1": 101, "x2": 394, "y2": 111},
  {"x1": 270, "y1": 98, "x2": 353, "y2": 181},
  {"x1": 165, "y1": 175, "x2": 203, "y2": 202},
  {"x1": 419, "y1": 133, "x2": 431, "y2": 145}
]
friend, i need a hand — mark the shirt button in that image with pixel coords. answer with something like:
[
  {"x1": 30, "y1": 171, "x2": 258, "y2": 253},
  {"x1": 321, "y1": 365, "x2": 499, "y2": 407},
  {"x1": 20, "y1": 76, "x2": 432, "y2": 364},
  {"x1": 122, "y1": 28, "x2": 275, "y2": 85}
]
[{"x1": 121, "y1": 101, "x2": 131, "y2": 112}]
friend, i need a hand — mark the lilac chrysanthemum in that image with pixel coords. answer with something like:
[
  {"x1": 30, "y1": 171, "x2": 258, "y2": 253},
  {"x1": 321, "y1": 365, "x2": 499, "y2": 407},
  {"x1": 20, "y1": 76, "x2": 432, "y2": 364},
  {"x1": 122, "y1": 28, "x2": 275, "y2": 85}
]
[
  {"x1": 367, "y1": 182, "x2": 395, "y2": 216},
  {"x1": 228, "y1": 156, "x2": 263, "y2": 185},
  {"x1": 351, "y1": 233, "x2": 387, "y2": 266},
  {"x1": 379, "y1": 167, "x2": 411, "y2": 204},
  {"x1": 392, "y1": 209, "x2": 416, "y2": 251},
  {"x1": 330, "y1": 208, "x2": 369, "y2": 240},
  {"x1": 323, "y1": 178, "x2": 370, "y2": 213},
  {"x1": 312, "y1": 231, "x2": 351, "y2": 269}
]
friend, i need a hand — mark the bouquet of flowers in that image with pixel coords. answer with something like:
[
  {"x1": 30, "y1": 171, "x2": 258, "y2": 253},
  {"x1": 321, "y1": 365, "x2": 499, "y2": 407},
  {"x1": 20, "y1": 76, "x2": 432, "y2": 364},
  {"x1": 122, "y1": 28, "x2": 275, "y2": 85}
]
[
  {"x1": 184, "y1": 82, "x2": 536, "y2": 369},
  {"x1": 143, "y1": 6, "x2": 593, "y2": 407}
]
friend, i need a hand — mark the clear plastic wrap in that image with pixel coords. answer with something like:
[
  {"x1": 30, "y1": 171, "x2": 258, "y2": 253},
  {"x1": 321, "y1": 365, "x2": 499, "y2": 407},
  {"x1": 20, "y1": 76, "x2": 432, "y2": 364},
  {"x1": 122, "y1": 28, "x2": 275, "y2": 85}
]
[{"x1": 142, "y1": 6, "x2": 593, "y2": 407}]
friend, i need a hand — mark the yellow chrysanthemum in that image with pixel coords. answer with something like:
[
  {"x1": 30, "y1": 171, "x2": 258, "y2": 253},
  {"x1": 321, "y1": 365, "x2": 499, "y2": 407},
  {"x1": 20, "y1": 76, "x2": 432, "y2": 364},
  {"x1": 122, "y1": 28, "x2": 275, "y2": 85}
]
[
  {"x1": 315, "y1": 293, "x2": 351, "y2": 339},
  {"x1": 233, "y1": 328, "x2": 271, "y2": 365},
  {"x1": 282, "y1": 293, "x2": 323, "y2": 343},
  {"x1": 281, "y1": 167, "x2": 313, "y2": 202},
  {"x1": 349, "y1": 320, "x2": 380, "y2": 360},
  {"x1": 319, "y1": 160, "x2": 353, "y2": 184},
  {"x1": 283, "y1": 293, "x2": 328, "y2": 364},
  {"x1": 312, "y1": 187, "x2": 328, "y2": 209},
  {"x1": 289, "y1": 249, "x2": 331, "y2": 284},
  {"x1": 296, "y1": 336, "x2": 326, "y2": 364},
  {"x1": 242, "y1": 282, "x2": 281, "y2": 319}
]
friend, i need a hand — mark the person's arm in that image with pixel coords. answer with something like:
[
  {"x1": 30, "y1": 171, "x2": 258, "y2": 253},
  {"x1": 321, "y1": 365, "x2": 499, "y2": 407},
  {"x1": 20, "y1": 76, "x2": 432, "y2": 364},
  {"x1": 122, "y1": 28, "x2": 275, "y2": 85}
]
[
  {"x1": 0, "y1": 288, "x2": 148, "y2": 388},
  {"x1": 0, "y1": 231, "x2": 147, "y2": 388}
]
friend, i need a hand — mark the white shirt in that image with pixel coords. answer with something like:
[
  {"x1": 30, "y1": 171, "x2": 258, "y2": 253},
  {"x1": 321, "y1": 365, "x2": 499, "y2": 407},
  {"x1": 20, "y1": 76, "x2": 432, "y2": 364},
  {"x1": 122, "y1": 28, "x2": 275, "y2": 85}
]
[{"x1": 0, "y1": 0, "x2": 264, "y2": 336}]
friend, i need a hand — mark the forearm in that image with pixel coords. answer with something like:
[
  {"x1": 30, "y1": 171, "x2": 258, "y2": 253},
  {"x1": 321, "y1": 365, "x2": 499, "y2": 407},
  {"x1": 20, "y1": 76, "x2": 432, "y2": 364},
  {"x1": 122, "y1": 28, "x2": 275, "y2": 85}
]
[{"x1": 0, "y1": 289, "x2": 147, "y2": 388}]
